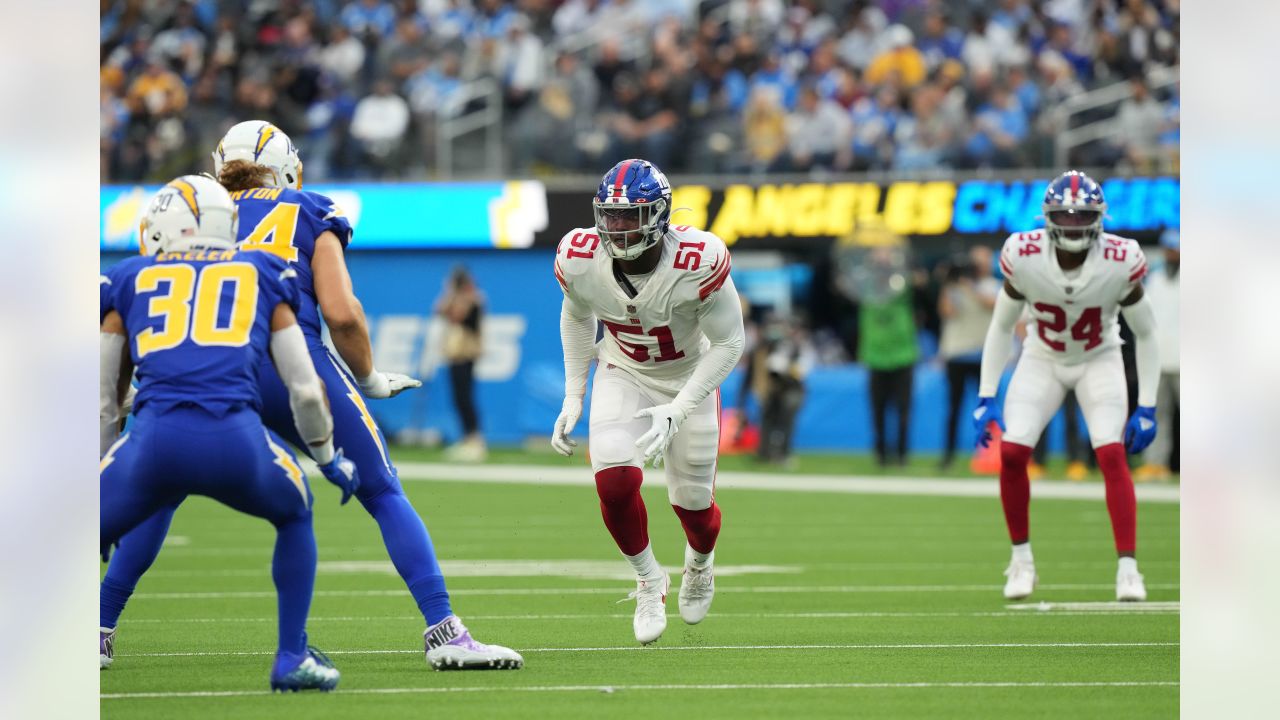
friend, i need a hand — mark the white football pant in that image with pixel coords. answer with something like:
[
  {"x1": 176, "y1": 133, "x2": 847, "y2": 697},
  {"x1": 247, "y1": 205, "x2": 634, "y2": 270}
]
[
  {"x1": 1002, "y1": 348, "x2": 1128, "y2": 449},
  {"x1": 588, "y1": 363, "x2": 720, "y2": 510}
]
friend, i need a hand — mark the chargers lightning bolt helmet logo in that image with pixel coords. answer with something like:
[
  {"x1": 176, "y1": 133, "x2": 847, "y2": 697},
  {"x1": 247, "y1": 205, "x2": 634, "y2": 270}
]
[
  {"x1": 212, "y1": 120, "x2": 304, "y2": 190},
  {"x1": 139, "y1": 175, "x2": 239, "y2": 255}
]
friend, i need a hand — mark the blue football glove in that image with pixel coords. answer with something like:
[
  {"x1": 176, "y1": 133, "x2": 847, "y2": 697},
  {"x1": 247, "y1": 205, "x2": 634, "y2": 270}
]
[
  {"x1": 972, "y1": 396, "x2": 1006, "y2": 449},
  {"x1": 1124, "y1": 406, "x2": 1158, "y2": 454},
  {"x1": 318, "y1": 448, "x2": 360, "y2": 505}
]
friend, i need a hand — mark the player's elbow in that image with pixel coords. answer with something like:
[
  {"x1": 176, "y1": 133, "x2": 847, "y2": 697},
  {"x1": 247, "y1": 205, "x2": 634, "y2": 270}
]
[{"x1": 321, "y1": 298, "x2": 364, "y2": 334}]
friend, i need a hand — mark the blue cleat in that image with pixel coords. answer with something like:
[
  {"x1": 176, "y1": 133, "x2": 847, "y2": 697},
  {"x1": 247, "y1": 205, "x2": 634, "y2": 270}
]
[{"x1": 270, "y1": 646, "x2": 340, "y2": 692}]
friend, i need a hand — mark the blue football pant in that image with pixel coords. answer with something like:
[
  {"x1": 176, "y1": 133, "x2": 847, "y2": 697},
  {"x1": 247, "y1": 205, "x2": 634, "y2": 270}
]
[{"x1": 100, "y1": 405, "x2": 316, "y2": 659}]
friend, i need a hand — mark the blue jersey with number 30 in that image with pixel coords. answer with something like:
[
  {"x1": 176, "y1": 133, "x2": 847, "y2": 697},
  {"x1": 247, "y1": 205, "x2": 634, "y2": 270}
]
[
  {"x1": 101, "y1": 249, "x2": 300, "y2": 414},
  {"x1": 230, "y1": 187, "x2": 352, "y2": 348}
]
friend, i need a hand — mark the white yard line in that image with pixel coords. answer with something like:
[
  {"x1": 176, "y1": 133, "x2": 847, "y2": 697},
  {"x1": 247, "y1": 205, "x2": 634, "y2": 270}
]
[
  {"x1": 383, "y1": 462, "x2": 1180, "y2": 504},
  {"x1": 102, "y1": 680, "x2": 1179, "y2": 700},
  {"x1": 131, "y1": 582, "x2": 1180, "y2": 600},
  {"x1": 123, "y1": 641, "x2": 1178, "y2": 658}
]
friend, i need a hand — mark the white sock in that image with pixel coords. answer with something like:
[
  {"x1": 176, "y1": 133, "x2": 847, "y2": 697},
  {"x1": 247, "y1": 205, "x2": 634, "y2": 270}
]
[
  {"x1": 685, "y1": 543, "x2": 714, "y2": 569},
  {"x1": 625, "y1": 545, "x2": 661, "y2": 579},
  {"x1": 1118, "y1": 556, "x2": 1139, "y2": 574},
  {"x1": 1011, "y1": 542, "x2": 1034, "y2": 564}
]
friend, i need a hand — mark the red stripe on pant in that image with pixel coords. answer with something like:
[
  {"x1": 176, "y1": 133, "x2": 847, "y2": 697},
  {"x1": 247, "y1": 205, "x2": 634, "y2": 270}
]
[
  {"x1": 999, "y1": 441, "x2": 1034, "y2": 544},
  {"x1": 595, "y1": 466, "x2": 648, "y2": 556},
  {"x1": 1095, "y1": 443, "x2": 1137, "y2": 554}
]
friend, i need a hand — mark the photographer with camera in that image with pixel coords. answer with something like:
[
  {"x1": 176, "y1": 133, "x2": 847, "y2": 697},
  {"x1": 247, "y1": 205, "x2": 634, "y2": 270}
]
[{"x1": 938, "y1": 245, "x2": 999, "y2": 469}]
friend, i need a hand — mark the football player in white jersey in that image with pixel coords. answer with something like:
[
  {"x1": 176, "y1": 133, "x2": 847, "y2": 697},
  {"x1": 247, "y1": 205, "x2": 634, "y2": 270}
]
[
  {"x1": 973, "y1": 170, "x2": 1160, "y2": 602},
  {"x1": 550, "y1": 159, "x2": 746, "y2": 645}
]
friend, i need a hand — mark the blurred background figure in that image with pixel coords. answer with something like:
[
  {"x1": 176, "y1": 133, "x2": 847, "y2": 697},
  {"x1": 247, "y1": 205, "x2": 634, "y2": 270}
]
[
  {"x1": 937, "y1": 245, "x2": 998, "y2": 469},
  {"x1": 1136, "y1": 228, "x2": 1180, "y2": 481},
  {"x1": 436, "y1": 266, "x2": 487, "y2": 462},
  {"x1": 752, "y1": 313, "x2": 816, "y2": 467}
]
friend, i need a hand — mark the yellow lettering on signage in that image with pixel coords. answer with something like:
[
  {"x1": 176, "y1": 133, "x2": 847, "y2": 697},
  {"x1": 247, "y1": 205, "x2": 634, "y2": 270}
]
[
  {"x1": 917, "y1": 181, "x2": 956, "y2": 234},
  {"x1": 790, "y1": 184, "x2": 826, "y2": 236},
  {"x1": 824, "y1": 184, "x2": 859, "y2": 236},
  {"x1": 754, "y1": 184, "x2": 792, "y2": 237},
  {"x1": 853, "y1": 183, "x2": 882, "y2": 230},
  {"x1": 670, "y1": 185, "x2": 711, "y2": 230},
  {"x1": 883, "y1": 181, "x2": 919, "y2": 235},
  {"x1": 709, "y1": 184, "x2": 755, "y2": 245}
]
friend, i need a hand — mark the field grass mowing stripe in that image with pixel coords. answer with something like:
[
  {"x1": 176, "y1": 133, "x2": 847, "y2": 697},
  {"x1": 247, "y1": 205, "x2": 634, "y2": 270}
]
[
  {"x1": 103, "y1": 680, "x2": 1179, "y2": 700},
  {"x1": 122, "y1": 607, "x2": 1180, "y2": 624},
  {"x1": 131, "y1": 582, "x2": 1180, "y2": 599},
  {"x1": 123, "y1": 641, "x2": 1178, "y2": 658}
]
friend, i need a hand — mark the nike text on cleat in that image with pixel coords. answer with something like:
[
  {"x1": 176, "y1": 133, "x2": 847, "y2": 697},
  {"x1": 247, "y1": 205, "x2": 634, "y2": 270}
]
[
  {"x1": 679, "y1": 549, "x2": 715, "y2": 625},
  {"x1": 424, "y1": 615, "x2": 524, "y2": 670},
  {"x1": 1116, "y1": 569, "x2": 1148, "y2": 602},
  {"x1": 627, "y1": 571, "x2": 669, "y2": 645},
  {"x1": 1003, "y1": 560, "x2": 1037, "y2": 600},
  {"x1": 100, "y1": 627, "x2": 115, "y2": 670},
  {"x1": 270, "y1": 647, "x2": 340, "y2": 692}
]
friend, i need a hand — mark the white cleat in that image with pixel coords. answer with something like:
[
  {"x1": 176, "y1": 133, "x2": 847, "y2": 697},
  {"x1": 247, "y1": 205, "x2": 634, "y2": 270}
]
[
  {"x1": 679, "y1": 549, "x2": 715, "y2": 625},
  {"x1": 1116, "y1": 569, "x2": 1147, "y2": 602},
  {"x1": 99, "y1": 627, "x2": 115, "y2": 669},
  {"x1": 424, "y1": 615, "x2": 523, "y2": 670},
  {"x1": 1003, "y1": 560, "x2": 1037, "y2": 600},
  {"x1": 627, "y1": 571, "x2": 669, "y2": 645}
]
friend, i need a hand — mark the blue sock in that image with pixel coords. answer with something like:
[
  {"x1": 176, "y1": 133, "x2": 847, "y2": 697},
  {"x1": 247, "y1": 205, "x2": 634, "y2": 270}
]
[
  {"x1": 363, "y1": 490, "x2": 453, "y2": 625},
  {"x1": 100, "y1": 507, "x2": 175, "y2": 628},
  {"x1": 272, "y1": 516, "x2": 316, "y2": 659}
]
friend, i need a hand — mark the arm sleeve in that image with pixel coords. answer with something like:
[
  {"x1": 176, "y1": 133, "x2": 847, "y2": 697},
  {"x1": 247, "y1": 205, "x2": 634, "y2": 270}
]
[
  {"x1": 978, "y1": 287, "x2": 1025, "y2": 398},
  {"x1": 270, "y1": 322, "x2": 337, "y2": 464},
  {"x1": 100, "y1": 332, "x2": 126, "y2": 457},
  {"x1": 673, "y1": 276, "x2": 746, "y2": 416},
  {"x1": 560, "y1": 294, "x2": 596, "y2": 399},
  {"x1": 1121, "y1": 294, "x2": 1161, "y2": 407}
]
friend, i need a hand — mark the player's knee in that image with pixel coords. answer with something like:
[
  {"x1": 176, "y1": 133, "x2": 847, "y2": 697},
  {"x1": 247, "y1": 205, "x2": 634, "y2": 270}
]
[
  {"x1": 669, "y1": 484, "x2": 713, "y2": 511},
  {"x1": 590, "y1": 429, "x2": 638, "y2": 467},
  {"x1": 595, "y1": 466, "x2": 643, "y2": 505},
  {"x1": 1001, "y1": 441, "x2": 1033, "y2": 466}
]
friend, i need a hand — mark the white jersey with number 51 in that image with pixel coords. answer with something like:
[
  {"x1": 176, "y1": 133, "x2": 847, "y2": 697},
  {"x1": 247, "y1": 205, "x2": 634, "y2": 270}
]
[
  {"x1": 1000, "y1": 229, "x2": 1148, "y2": 365},
  {"x1": 554, "y1": 224, "x2": 734, "y2": 394}
]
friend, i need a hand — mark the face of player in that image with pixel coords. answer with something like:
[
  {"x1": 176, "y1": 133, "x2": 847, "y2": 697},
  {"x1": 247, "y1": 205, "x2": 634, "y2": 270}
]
[
  {"x1": 1047, "y1": 209, "x2": 1100, "y2": 239},
  {"x1": 599, "y1": 207, "x2": 644, "y2": 251}
]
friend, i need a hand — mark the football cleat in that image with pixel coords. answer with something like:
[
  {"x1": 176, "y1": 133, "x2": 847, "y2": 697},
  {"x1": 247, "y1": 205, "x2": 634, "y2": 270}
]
[
  {"x1": 627, "y1": 571, "x2": 670, "y2": 644},
  {"x1": 99, "y1": 627, "x2": 115, "y2": 670},
  {"x1": 1117, "y1": 568, "x2": 1148, "y2": 602},
  {"x1": 678, "y1": 547, "x2": 715, "y2": 625},
  {"x1": 270, "y1": 647, "x2": 340, "y2": 692},
  {"x1": 425, "y1": 615, "x2": 524, "y2": 670},
  {"x1": 1003, "y1": 560, "x2": 1037, "y2": 600}
]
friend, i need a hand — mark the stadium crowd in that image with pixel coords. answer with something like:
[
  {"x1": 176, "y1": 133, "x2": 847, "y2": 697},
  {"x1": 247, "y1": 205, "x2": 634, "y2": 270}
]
[{"x1": 101, "y1": 0, "x2": 1180, "y2": 181}]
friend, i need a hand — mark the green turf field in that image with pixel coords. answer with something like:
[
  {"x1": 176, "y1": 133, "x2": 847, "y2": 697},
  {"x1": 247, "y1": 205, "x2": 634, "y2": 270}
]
[{"x1": 100, "y1": 450, "x2": 1179, "y2": 719}]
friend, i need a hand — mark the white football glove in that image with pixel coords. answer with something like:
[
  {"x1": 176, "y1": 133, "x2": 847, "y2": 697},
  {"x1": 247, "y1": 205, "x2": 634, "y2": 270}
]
[
  {"x1": 357, "y1": 370, "x2": 423, "y2": 399},
  {"x1": 551, "y1": 396, "x2": 583, "y2": 457},
  {"x1": 634, "y1": 403, "x2": 688, "y2": 467}
]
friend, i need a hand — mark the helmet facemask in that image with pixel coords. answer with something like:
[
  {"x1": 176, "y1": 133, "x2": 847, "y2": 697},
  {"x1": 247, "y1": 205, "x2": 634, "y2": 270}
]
[
  {"x1": 1044, "y1": 205, "x2": 1104, "y2": 253},
  {"x1": 593, "y1": 198, "x2": 668, "y2": 260}
]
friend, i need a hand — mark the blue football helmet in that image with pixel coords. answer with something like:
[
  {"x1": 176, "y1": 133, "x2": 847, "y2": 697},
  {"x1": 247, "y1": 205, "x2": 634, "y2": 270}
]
[
  {"x1": 593, "y1": 159, "x2": 672, "y2": 260},
  {"x1": 1042, "y1": 170, "x2": 1106, "y2": 253}
]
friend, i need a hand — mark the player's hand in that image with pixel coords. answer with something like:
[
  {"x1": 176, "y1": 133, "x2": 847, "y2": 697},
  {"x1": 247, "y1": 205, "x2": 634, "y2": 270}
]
[
  {"x1": 358, "y1": 370, "x2": 423, "y2": 399},
  {"x1": 1124, "y1": 406, "x2": 1157, "y2": 454},
  {"x1": 634, "y1": 403, "x2": 688, "y2": 467},
  {"x1": 319, "y1": 448, "x2": 360, "y2": 505},
  {"x1": 972, "y1": 397, "x2": 1005, "y2": 449},
  {"x1": 551, "y1": 396, "x2": 583, "y2": 457}
]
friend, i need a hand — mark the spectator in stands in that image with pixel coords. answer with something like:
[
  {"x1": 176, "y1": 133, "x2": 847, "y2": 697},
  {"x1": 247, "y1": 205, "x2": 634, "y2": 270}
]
[
  {"x1": 126, "y1": 55, "x2": 188, "y2": 122},
  {"x1": 380, "y1": 16, "x2": 433, "y2": 86},
  {"x1": 783, "y1": 84, "x2": 853, "y2": 173},
  {"x1": 342, "y1": 0, "x2": 397, "y2": 40},
  {"x1": 1136, "y1": 228, "x2": 1180, "y2": 481},
  {"x1": 850, "y1": 84, "x2": 902, "y2": 170},
  {"x1": 149, "y1": 2, "x2": 207, "y2": 83},
  {"x1": 553, "y1": 0, "x2": 608, "y2": 39},
  {"x1": 892, "y1": 82, "x2": 956, "y2": 170},
  {"x1": 436, "y1": 266, "x2": 488, "y2": 463},
  {"x1": 510, "y1": 50, "x2": 599, "y2": 171},
  {"x1": 727, "y1": 0, "x2": 785, "y2": 44},
  {"x1": 321, "y1": 25, "x2": 366, "y2": 89},
  {"x1": 916, "y1": 11, "x2": 965, "y2": 72},
  {"x1": 603, "y1": 67, "x2": 682, "y2": 169},
  {"x1": 350, "y1": 78, "x2": 410, "y2": 177},
  {"x1": 495, "y1": 14, "x2": 545, "y2": 113},
  {"x1": 1113, "y1": 77, "x2": 1165, "y2": 172},
  {"x1": 742, "y1": 85, "x2": 788, "y2": 174},
  {"x1": 748, "y1": 50, "x2": 798, "y2": 110},
  {"x1": 865, "y1": 24, "x2": 927, "y2": 90},
  {"x1": 962, "y1": 81, "x2": 1028, "y2": 168},
  {"x1": 835, "y1": 3, "x2": 888, "y2": 72},
  {"x1": 937, "y1": 245, "x2": 998, "y2": 469}
]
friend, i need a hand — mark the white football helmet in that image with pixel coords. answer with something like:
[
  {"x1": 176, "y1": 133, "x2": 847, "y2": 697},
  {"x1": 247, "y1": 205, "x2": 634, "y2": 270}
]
[
  {"x1": 139, "y1": 175, "x2": 239, "y2": 255},
  {"x1": 212, "y1": 120, "x2": 303, "y2": 190}
]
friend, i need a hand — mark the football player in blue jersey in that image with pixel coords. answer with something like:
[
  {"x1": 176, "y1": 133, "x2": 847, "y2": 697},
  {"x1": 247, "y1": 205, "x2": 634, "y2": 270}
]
[
  {"x1": 100, "y1": 121, "x2": 523, "y2": 670},
  {"x1": 100, "y1": 175, "x2": 359, "y2": 691}
]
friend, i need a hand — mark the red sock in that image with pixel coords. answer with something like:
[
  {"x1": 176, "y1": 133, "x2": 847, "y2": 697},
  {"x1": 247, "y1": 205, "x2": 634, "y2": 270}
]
[
  {"x1": 672, "y1": 502, "x2": 722, "y2": 554},
  {"x1": 594, "y1": 466, "x2": 649, "y2": 556},
  {"x1": 999, "y1": 442, "x2": 1033, "y2": 544},
  {"x1": 1094, "y1": 443, "x2": 1137, "y2": 554}
]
